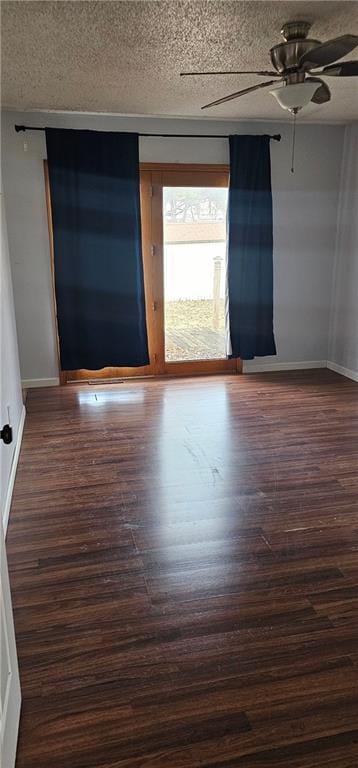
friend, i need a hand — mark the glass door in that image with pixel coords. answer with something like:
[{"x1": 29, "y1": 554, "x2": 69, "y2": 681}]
[
  {"x1": 150, "y1": 166, "x2": 238, "y2": 376},
  {"x1": 163, "y1": 186, "x2": 228, "y2": 363}
]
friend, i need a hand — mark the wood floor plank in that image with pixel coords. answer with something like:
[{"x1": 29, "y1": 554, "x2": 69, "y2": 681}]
[{"x1": 6, "y1": 370, "x2": 358, "y2": 767}]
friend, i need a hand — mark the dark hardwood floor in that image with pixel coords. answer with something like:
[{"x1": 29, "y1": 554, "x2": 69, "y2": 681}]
[{"x1": 7, "y1": 369, "x2": 358, "y2": 767}]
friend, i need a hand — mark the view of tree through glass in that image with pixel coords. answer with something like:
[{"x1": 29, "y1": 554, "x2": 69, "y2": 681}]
[
  {"x1": 163, "y1": 187, "x2": 228, "y2": 363},
  {"x1": 164, "y1": 187, "x2": 227, "y2": 222}
]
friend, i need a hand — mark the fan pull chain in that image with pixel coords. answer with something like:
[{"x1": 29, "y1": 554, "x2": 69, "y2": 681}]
[{"x1": 291, "y1": 108, "x2": 298, "y2": 173}]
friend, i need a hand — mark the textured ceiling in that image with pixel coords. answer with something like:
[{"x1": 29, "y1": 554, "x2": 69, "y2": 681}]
[{"x1": 2, "y1": 0, "x2": 358, "y2": 122}]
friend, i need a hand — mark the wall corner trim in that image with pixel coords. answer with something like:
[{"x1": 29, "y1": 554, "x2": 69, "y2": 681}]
[
  {"x1": 21, "y1": 378, "x2": 60, "y2": 389},
  {"x1": 3, "y1": 404, "x2": 26, "y2": 534},
  {"x1": 326, "y1": 361, "x2": 358, "y2": 383}
]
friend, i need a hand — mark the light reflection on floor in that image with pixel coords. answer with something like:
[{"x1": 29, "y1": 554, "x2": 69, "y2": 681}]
[
  {"x1": 157, "y1": 380, "x2": 233, "y2": 542},
  {"x1": 77, "y1": 390, "x2": 145, "y2": 406}
]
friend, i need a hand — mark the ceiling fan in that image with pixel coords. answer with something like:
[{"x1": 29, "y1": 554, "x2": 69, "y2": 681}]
[{"x1": 180, "y1": 21, "x2": 358, "y2": 113}]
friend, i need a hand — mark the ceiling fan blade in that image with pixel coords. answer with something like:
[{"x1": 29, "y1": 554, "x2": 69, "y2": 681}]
[
  {"x1": 201, "y1": 79, "x2": 280, "y2": 110},
  {"x1": 320, "y1": 61, "x2": 358, "y2": 77},
  {"x1": 300, "y1": 34, "x2": 358, "y2": 69},
  {"x1": 306, "y1": 77, "x2": 331, "y2": 104},
  {"x1": 180, "y1": 70, "x2": 280, "y2": 77}
]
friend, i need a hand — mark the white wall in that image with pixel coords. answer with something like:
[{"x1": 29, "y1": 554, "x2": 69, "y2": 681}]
[
  {"x1": 328, "y1": 123, "x2": 358, "y2": 380},
  {"x1": 0, "y1": 178, "x2": 24, "y2": 526},
  {"x1": 1, "y1": 110, "x2": 344, "y2": 381}
]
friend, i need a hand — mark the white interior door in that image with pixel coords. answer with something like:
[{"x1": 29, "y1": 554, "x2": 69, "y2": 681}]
[
  {"x1": 0, "y1": 189, "x2": 21, "y2": 766},
  {"x1": 0, "y1": 526, "x2": 21, "y2": 768}
]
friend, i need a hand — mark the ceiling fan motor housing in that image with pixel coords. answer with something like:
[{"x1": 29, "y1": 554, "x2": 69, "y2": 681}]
[
  {"x1": 271, "y1": 21, "x2": 321, "y2": 74},
  {"x1": 270, "y1": 39, "x2": 321, "y2": 74}
]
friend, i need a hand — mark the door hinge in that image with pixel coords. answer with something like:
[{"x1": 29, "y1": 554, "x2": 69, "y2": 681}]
[
  {"x1": 151, "y1": 244, "x2": 156, "y2": 257},
  {"x1": 152, "y1": 300, "x2": 158, "y2": 312},
  {"x1": 149, "y1": 185, "x2": 154, "y2": 198}
]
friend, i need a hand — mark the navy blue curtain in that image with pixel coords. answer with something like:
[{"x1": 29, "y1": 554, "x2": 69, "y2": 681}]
[
  {"x1": 228, "y1": 135, "x2": 276, "y2": 360},
  {"x1": 46, "y1": 128, "x2": 149, "y2": 371}
]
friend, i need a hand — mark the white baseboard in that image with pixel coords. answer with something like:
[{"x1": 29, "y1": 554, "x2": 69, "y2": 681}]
[
  {"x1": 3, "y1": 404, "x2": 26, "y2": 535},
  {"x1": 22, "y1": 377, "x2": 60, "y2": 388},
  {"x1": 326, "y1": 361, "x2": 358, "y2": 383},
  {"x1": 20, "y1": 365, "x2": 358, "y2": 384},
  {"x1": 243, "y1": 360, "x2": 327, "y2": 373}
]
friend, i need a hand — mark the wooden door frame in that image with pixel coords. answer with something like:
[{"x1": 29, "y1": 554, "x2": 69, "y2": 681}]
[{"x1": 44, "y1": 161, "x2": 241, "y2": 383}]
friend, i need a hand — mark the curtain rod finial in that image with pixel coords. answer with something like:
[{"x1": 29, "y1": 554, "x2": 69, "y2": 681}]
[{"x1": 15, "y1": 125, "x2": 26, "y2": 132}]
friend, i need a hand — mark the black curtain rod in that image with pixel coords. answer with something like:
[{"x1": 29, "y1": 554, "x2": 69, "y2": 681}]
[{"x1": 14, "y1": 124, "x2": 281, "y2": 141}]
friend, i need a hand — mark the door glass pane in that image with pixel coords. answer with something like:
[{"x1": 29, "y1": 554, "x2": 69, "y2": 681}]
[{"x1": 163, "y1": 186, "x2": 228, "y2": 363}]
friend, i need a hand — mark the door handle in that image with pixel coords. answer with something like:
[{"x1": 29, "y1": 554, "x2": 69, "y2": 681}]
[{"x1": 1, "y1": 424, "x2": 13, "y2": 445}]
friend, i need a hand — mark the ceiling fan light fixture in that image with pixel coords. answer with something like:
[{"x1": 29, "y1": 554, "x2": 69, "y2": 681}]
[{"x1": 269, "y1": 81, "x2": 319, "y2": 111}]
